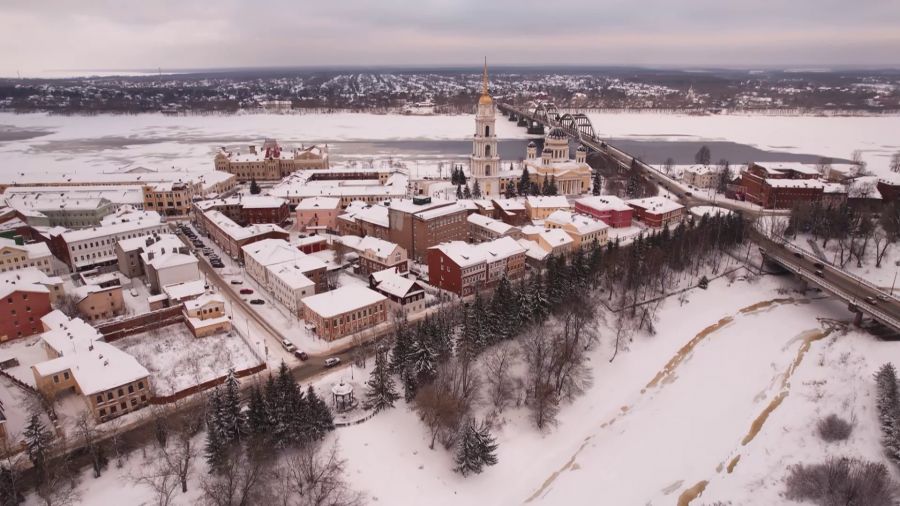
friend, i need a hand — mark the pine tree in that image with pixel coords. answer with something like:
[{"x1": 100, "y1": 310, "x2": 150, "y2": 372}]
[
  {"x1": 409, "y1": 335, "x2": 437, "y2": 385},
  {"x1": 249, "y1": 177, "x2": 261, "y2": 195},
  {"x1": 204, "y1": 388, "x2": 228, "y2": 473},
  {"x1": 456, "y1": 184, "x2": 463, "y2": 200},
  {"x1": 454, "y1": 419, "x2": 499, "y2": 476},
  {"x1": 390, "y1": 325, "x2": 414, "y2": 373},
  {"x1": 504, "y1": 181, "x2": 516, "y2": 198},
  {"x1": 219, "y1": 370, "x2": 247, "y2": 444},
  {"x1": 365, "y1": 349, "x2": 399, "y2": 413},
  {"x1": 305, "y1": 385, "x2": 334, "y2": 440},
  {"x1": 472, "y1": 180, "x2": 482, "y2": 199},
  {"x1": 246, "y1": 382, "x2": 269, "y2": 438},
  {"x1": 547, "y1": 176, "x2": 558, "y2": 196},
  {"x1": 518, "y1": 168, "x2": 531, "y2": 196},
  {"x1": 541, "y1": 177, "x2": 551, "y2": 196},
  {"x1": 271, "y1": 361, "x2": 300, "y2": 448},
  {"x1": 875, "y1": 363, "x2": 900, "y2": 463},
  {"x1": 451, "y1": 167, "x2": 459, "y2": 185},
  {"x1": 592, "y1": 170, "x2": 603, "y2": 196},
  {"x1": 459, "y1": 168, "x2": 467, "y2": 185},
  {"x1": 23, "y1": 414, "x2": 51, "y2": 481},
  {"x1": 529, "y1": 272, "x2": 550, "y2": 324},
  {"x1": 401, "y1": 367, "x2": 418, "y2": 403},
  {"x1": 463, "y1": 185, "x2": 472, "y2": 199}
]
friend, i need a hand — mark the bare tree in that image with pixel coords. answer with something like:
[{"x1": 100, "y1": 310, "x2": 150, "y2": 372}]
[
  {"x1": 332, "y1": 241, "x2": 347, "y2": 266},
  {"x1": 482, "y1": 342, "x2": 519, "y2": 413},
  {"x1": 414, "y1": 359, "x2": 476, "y2": 449},
  {"x1": 201, "y1": 446, "x2": 271, "y2": 506},
  {"x1": 132, "y1": 461, "x2": 180, "y2": 506},
  {"x1": 892, "y1": 152, "x2": 900, "y2": 173},
  {"x1": 272, "y1": 442, "x2": 363, "y2": 506},
  {"x1": 663, "y1": 157, "x2": 675, "y2": 175},
  {"x1": 163, "y1": 412, "x2": 203, "y2": 493},
  {"x1": 522, "y1": 328, "x2": 559, "y2": 431},
  {"x1": 852, "y1": 149, "x2": 868, "y2": 175},
  {"x1": 54, "y1": 293, "x2": 81, "y2": 319},
  {"x1": 74, "y1": 411, "x2": 106, "y2": 478}
]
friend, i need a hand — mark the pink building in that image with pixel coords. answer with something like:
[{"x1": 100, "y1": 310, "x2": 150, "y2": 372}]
[
  {"x1": 574, "y1": 196, "x2": 633, "y2": 228},
  {"x1": 296, "y1": 197, "x2": 341, "y2": 232}
]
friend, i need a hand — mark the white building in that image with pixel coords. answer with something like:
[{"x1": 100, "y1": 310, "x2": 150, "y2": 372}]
[
  {"x1": 241, "y1": 239, "x2": 327, "y2": 295},
  {"x1": 0, "y1": 238, "x2": 54, "y2": 275},
  {"x1": 544, "y1": 210, "x2": 609, "y2": 250},
  {"x1": 369, "y1": 268, "x2": 426, "y2": 315},
  {"x1": 54, "y1": 211, "x2": 167, "y2": 271},
  {"x1": 682, "y1": 165, "x2": 721, "y2": 189},
  {"x1": 469, "y1": 60, "x2": 501, "y2": 197},
  {"x1": 267, "y1": 261, "x2": 317, "y2": 316}
]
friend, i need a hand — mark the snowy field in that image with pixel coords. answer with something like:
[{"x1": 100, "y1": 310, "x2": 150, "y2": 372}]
[
  {"x1": 0, "y1": 112, "x2": 898, "y2": 178},
  {"x1": 115, "y1": 324, "x2": 261, "y2": 396}
]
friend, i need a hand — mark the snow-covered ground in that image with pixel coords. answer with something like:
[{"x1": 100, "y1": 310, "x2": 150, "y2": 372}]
[{"x1": 115, "y1": 324, "x2": 260, "y2": 396}]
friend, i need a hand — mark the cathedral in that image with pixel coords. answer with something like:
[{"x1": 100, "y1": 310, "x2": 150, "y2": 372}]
[{"x1": 468, "y1": 60, "x2": 591, "y2": 197}]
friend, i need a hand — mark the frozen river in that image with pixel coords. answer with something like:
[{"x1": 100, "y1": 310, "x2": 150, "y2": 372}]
[{"x1": 0, "y1": 111, "x2": 897, "y2": 178}]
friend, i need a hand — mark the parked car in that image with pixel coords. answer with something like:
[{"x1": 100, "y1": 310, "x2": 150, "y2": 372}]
[
  {"x1": 294, "y1": 350, "x2": 309, "y2": 361},
  {"x1": 814, "y1": 270, "x2": 824, "y2": 277},
  {"x1": 129, "y1": 288, "x2": 138, "y2": 297},
  {"x1": 324, "y1": 357, "x2": 341, "y2": 368},
  {"x1": 249, "y1": 299, "x2": 264, "y2": 305},
  {"x1": 793, "y1": 252, "x2": 803, "y2": 258},
  {"x1": 230, "y1": 279, "x2": 244, "y2": 285},
  {"x1": 866, "y1": 296, "x2": 878, "y2": 305},
  {"x1": 878, "y1": 294, "x2": 890, "y2": 302},
  {"x1": 239, "y1": 288, "x2": 254, "y2": 295},
  {"x1": 813, "y1": 262, "x2": 824, "y2": 269},
  {"x1": 211, "y1": 262, "x2": 225, "y2": 268},
  {"x1": 281, "y1": 339, "x2": 296, "y2": 352}
]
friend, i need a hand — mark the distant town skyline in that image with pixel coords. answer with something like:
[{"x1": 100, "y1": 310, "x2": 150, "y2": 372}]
[{"x1": 1, "y1": 0, "x2": 899, "y2": 77}]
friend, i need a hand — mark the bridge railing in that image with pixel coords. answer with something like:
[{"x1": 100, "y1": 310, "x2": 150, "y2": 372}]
[{"x1": 763, "y1": 250, "x2": 900, "y2": 329}]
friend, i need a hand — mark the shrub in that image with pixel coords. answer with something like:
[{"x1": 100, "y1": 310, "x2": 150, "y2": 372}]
[
  {"x1": 785, "y1": 457, "x2": 896, "y2": 506},
  {"x1": 817, "y1": 414, "x2": 853, "y2": 442}
]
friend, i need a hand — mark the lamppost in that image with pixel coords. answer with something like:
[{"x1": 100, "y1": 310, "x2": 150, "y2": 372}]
[{"x1": 892, "y1": 270, "x2": 898, "y2": 296}]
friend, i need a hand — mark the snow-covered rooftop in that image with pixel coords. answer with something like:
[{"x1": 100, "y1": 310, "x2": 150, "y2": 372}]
[
  {"x1": 370, "y1": 268, "x2": 423, "y2": 299},
  {"x1": 296, "y1": 197, "x2": 341, "y2": 210},
  {"x1": 546, "y1": 210, "x2": 609, "y2": 234},
  {"x1": 526, "y1": 196, "x2": 571, "y2": 209},
  {"x1": 626, "y1": 196, "x2": 685, "y2": 214},
  {"x1": 576, "y1": 195, "x2": 632, "y2": 212},
  {"x1": 467, "y1": 213, "x2": 514, "y2": 235},
  {"x1": 431, "y1": 236, "x2": 525, "y2": 268},
  {"x1": 302, "y1": 285, "x2": 387, "y2": 318},
  {"x1": 0, "y1": 268, "x2": 60, "y2": 299},
  {"x1": 162, "y1": 280, "x2": 206, "y2": 301}
]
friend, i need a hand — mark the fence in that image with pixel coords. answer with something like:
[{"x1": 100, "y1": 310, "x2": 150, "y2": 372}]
[
  {"x1": 97, "y1": 306, "x2": 184, "y2": 342},
  {"x1": 149, "y1": 363, "x2": 267, "y2": 405}
]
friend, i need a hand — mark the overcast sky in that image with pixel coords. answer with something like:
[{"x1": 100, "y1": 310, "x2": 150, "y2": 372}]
[{"x1": 1, "y1": 0, "x2": 899, "y2": 76}]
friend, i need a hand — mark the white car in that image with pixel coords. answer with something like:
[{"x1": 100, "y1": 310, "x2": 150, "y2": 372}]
[
  {"x1": 281, "y1": 339, "x2": 296, "y2": 352},
  {"x1": 324, "y1": 357, "x2": 341, "y2": 368}
]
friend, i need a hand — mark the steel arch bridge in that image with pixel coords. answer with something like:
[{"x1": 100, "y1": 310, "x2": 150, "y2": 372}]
[
  {"x1": 529, "y1": 101, "x2": 561, "y2": 125},
  {"x1": 558, "y1": 113, "x2": 596, "y2": 141}
]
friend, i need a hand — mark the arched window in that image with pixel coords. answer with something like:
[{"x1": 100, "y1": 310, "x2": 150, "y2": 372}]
[
  {"x1": 485, "y1": 164, "x2": 491, "y2": 176},
  {"x1": 485, "y1": 145, "x2": 491, "y2": 157},
  {"x1": 485, "y1": 125, "x2": 490, "y2": 137}
]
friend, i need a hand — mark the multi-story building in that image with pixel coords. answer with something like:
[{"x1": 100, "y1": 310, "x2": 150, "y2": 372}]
[
  {"x1": 574, "y1": 195, "x2": 634, "y2": 228},
  {"x1": 490, "y1": 198, "x2": 528, "y2": 226},
  {"x1": 0, "y1": 269, "x2": 58, "y2": 342},
  {"x1": 194, "y1": 196, "x2": 290, "y2": 226},
  {"x1": 0, "y1": 170, "x2": 236, "y2": 199},
  {"x1": 626, "y1": 197, "x2": 685, "y2": 228},
  {"x1": 183, "y1": 294, "x2": 231, "y2": 337},
  {"x1": 522, "y1": 129, "x2": 592, "y2": 196},
  {"x1": 682, "y1": 165, "x2": 720, "y2": 189},
  {"x1": 266, "y1": 261, "x2": 316, "y2": 316},
  {"x1": 241, "y1": 239, "x2": 327, "y2": 294},
  {"x1": 544, "y1": 210, "x2": 609, "y2": 250},
  {"x1": 0, "y1": 238, "x2": 54, "y2": 275},
  {"x1": 427, "y1": 236, "x2": 526, "y2": 297},
  {"x1": 214, "y1": 139, "x2": 329, "y2": 181},
  {"x1": 739, "y1": 162, "x2": 825, "y2": 209},
  {"x1": 525, "y1": 196, "x2": 572, "y2": 220},
  {"x1": 520, "y1": 226, "x2": 574, "y2": 257},
  {"x1": 4, "y1": 193, "x2": 117, "y2": 228},
  {"x1": 31, "y1": 311, "x2": 150, "y2": 422},
  {"x1": 142, "y1": 182, "x2": 194, "y2": 217},
  {"x1": 296, "y1": 197, "x2": 342, "y2": 232},
  {"x1": 270, "y1": 169, "x2": 407, "y2": 207},
  {"x1": 340, "y1": 236, "x2": 408, "y2": 276},
  {"x1": 3, "y1": 185, "x2": 146, "y2": 211},
  {"x1": 196, "y1": 210, "x2": 289, "y2": 261},
  {"x1": 115, "y1": 234, "x2": 198, "y2": 293},
  {"x1": 369, "y1": 268, "x2": 426, "y2": 316},
  {"x1": 74, "y1": 284, "x2": 125, "y2": 322},
  {"x1": 467, "y1": 213, "x2": 521, "y2": 243},
  {"x1": 302, "y1": 285, "x2": 387, "y2": 341},
  {"x1": 387, "y1": 197, "x2": 468, "y2": 262},
  {"x1": 49, "y1": 210, "x2": 168, "y2": 271},
  {"x1": 878, "y1": 173, "x2": 900, "y2": 203}
]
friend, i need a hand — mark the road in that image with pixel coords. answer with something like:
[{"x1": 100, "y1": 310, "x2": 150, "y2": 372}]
[{"x1": 752, "y1": 229, "x2": 900, "y2": 329}]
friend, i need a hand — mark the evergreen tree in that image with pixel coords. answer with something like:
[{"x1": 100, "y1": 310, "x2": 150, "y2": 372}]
[
  {"x1": 409, "y1": 335, "x2": 437, "y2": 384},
  {"x1": 530, "y1": 181, "x2": 540, "y2": 196},
  {"x1": 518, "y1": 168, "x2": 531, "y2": 196},
  {"x1": 0, "y1": 466, "x2": 22, "y2": 506},
  {"x1": 456, "y1": 184, "x2": 463, "y2": 200},
  {"x1": 454, "y1": 418, "x2": 499, "y2": 476},
  {"x1": 390, "y1": 325, "x2": 414, "y2": 373},
  {"x1": 305, "y1": 385, "x2": 334, "y2": 440},
  {"x1": 529, "y1": 272, "x2": 550, "y2": 324},
  {"x1": 219, "y1": 370, "x2": 247, "y2": 444},
  {"x1": 459, "y1": 168, "x2": 467, "y2": 185},
  {"x1": 451, "y1": 167, "x2": 460, "y2": 185},
  {"x1": 504, "y1": 181, "x2": 517, "y2": 198},
  {"x1": 401, "y1": 368, "x2": 418, "y2": 403},
  {"x1": 272, "y1": 361, "x2": 300, "y2": 448},
  {"x1": 592, "y1": 170, "x2": 603, "y2": 196},
  {"x1": 717, "y1": 160, "x2": 731, "y2": 194},
  {"x1": 23, "y1": 414, "x2": 51, "y2": 481},
  {"x1": 541, "y1": 177, "x2": 551, "y2": 196},
  {"x1": 547, "y1": 176, "x2": 558, "y2": 196},
  {"x1": 249, "y1": 177, "x2": 261, "y2": 195},
  {"x1": 875, "y1": 363, "x2": 900, "y2": 464},
  {"x1": 204, "y1": 388, "x2": 228, "y2": 473},
  {"x1": 246, "y1": 382, "x2": 269, "y2": 438},
  {"x1": 463, "y1": 185, "x2": 473, "y2": 199},
  {"x1": 695, "y1": 145, "x2": 711, "y2": 165},
  {"x1": 472, "y1": 179, "x2": 482, "y2": 199},
  {"x1": 365, "y1": 348, "x2": 399, "y2": 413}
]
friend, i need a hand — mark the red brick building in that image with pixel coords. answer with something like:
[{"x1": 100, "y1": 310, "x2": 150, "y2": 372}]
[
  {"x1": 0, "y1": 280, "x2": 52, "y2": 342},
  {"x1": 194, "y1": 196, "x2": 290, "y2": 226},
  {"x1": 574, "y1": 195, "x2": 634, "y2": 228},
  {"x1": 427, "y1": 236, "x2": 526, "y2": 297},
  {"x1": 739, "y1": 162, "x2": 826, "y2": 209},
  {"x1": 626, "y1": 197, "x2": 685, "y2": 228},
  {"x1": 387, "y1": 198, "x2": 468, "y2": 262}
]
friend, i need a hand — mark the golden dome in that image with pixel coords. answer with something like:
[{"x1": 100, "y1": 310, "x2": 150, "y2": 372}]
[{"x1": 479, "y1": 94, "x2": 493, "y2": 105}]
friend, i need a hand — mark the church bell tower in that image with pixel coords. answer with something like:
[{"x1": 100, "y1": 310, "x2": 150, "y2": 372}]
[{"x1": 470, "y1": 58, "x2": 500, "y2": 197}]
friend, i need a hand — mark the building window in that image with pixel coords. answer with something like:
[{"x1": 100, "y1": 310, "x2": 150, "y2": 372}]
[{"x1": 96, "y1": 395, "x2": 103, "y2": 403}]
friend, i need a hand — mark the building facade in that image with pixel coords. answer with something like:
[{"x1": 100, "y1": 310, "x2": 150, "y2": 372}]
[
  {"x1": 0, "y1": 238, "x2": 54, "y2": 275},
  {"x1": 427, "y1": 236, "x2": 526, "y2": 297},
  {"x1": 573, "y1": 196, "x2": 634, "y2": 228},
  {"x1": 302, "y1": 286, "x2": 387, "y2": 341},
  {"x1": 214, "y1": 140, "x2": 329, "y2": 182},
  {"x1": 626, "y1": 197, "x2": 685, "y2": 228},
  {"x1": 142, "y1": 182, "x2": 195, "y2": 217},
  {"x1": 469, "y1": 60, "x2": 502, "y2": 197}
]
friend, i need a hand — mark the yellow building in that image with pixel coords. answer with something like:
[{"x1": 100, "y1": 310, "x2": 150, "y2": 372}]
[
  {"x1": 143, "y1": 181, "x2": 195, "y2": 217},
  {"x1": 523, "y1": 129, "x2": 592, "y2": 195},
  {"x1": 215, "y1": 139, "x2": 329, "y2": 182},
  {"x1": 183, "y1": 294, "x2": 231, "y2": 337}
]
